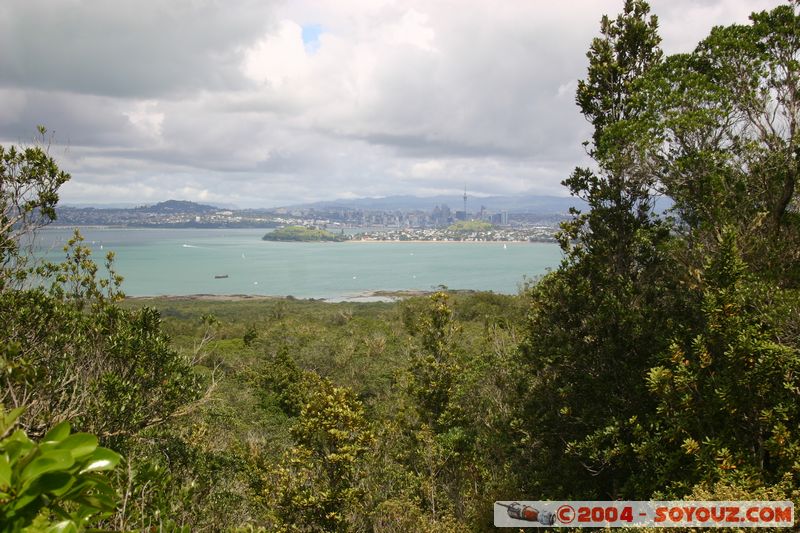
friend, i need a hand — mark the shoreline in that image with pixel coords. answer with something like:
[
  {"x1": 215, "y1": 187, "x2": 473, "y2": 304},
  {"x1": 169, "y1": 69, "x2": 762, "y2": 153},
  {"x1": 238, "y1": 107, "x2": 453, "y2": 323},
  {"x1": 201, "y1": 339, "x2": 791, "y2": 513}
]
[
  {"x1": 346, "y1": 239, "x2": 549, "y2": 244},
  {"x1": 126, "y1": 294, "x2": 282, "y2": 302},
  {"x1": 44, "y1": 226, "x2": 555, "y2": 244},
  {"x1": 125, "y1": 288, "x2": 481, "y2": 303}
]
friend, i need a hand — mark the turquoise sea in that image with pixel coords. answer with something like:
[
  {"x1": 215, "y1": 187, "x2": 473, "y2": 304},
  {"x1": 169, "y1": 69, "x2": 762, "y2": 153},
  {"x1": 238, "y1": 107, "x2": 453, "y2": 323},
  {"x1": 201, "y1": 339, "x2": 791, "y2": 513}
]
[{"x1": 35, "y1": 228, "x2": 562, "y2": 300}]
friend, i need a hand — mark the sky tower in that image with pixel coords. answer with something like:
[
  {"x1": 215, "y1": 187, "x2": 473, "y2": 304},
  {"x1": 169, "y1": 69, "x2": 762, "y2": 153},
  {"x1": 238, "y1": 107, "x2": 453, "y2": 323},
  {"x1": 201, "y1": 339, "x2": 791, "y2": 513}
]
[{"x1": 463, "y1": 184, "x2": 468, "y2": 219}]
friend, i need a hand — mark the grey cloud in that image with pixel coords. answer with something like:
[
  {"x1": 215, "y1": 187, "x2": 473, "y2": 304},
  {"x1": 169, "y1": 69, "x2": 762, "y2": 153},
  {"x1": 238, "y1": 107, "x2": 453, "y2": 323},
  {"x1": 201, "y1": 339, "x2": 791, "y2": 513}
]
[
  {"x1": 0, "y1": 0, "x2": 276, "y2": 98},
  {"x1": 345, "y1": 131, "x2": 524, "y2": 159},
  {"x1": 306, "y1": 3, "x2": 601, "y2": 163},
  {"x1": 0, "y1": 90, "x2": 146, "y2": 147}
]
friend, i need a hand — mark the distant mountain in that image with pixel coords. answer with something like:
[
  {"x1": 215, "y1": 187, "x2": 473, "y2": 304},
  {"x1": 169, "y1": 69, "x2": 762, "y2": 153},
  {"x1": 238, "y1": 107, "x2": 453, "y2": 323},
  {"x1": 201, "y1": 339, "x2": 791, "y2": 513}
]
[
  {"x1": 134, "y1": 200, "x2": 220, "y2": 214},
  {"x1": 59, "y1": 196, "x2": 585, "y2": 216},
  {"x1": 61, "y1": 202, "x2": 140, "y2": 209},
  {"x1": 282, "y1": 194, "x2": 585, "y2": 214}
]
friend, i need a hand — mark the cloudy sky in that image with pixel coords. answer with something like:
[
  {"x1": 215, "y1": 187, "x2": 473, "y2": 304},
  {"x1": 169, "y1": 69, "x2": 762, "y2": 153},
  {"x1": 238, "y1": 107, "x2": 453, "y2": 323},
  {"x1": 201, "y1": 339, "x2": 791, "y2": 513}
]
[{"x1": 0, "y1": 0, "x2": 786, "y2": 208}]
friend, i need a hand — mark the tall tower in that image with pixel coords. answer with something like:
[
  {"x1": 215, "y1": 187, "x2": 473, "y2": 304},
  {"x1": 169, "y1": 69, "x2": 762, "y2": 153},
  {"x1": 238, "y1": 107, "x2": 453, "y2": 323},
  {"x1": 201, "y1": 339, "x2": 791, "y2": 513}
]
[{"x1": 463, "y1": 184, "x2": 468, "y2": 219}]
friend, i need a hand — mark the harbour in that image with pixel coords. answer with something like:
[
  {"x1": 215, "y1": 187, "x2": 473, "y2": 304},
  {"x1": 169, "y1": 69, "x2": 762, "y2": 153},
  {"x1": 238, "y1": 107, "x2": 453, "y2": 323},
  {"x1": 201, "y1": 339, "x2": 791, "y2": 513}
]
[{"x1": 34, "y1": 227, "x2": 562, "y2": 299}]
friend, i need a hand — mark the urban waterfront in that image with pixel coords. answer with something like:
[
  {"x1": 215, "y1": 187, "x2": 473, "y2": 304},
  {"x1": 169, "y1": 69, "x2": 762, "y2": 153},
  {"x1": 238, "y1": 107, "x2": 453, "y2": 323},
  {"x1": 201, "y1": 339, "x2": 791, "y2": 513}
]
[{"x1": 34, "y1": 227, "x2": 562, "y2": 299}]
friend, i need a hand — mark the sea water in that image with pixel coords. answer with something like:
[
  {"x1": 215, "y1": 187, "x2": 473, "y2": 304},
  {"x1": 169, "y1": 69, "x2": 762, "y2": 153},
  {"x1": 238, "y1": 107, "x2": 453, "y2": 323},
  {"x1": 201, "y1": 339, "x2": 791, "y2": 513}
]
[{"x1": 33, "y1": 227, "x2": 562, "y2": 299}]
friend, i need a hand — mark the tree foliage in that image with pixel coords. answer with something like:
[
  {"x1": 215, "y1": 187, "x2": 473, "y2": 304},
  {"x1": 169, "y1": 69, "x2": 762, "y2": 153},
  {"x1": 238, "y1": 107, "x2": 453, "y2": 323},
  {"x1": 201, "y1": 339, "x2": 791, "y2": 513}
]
[
  {"x1": 643, "y1": 231, "x2": 800, "y2": 492},
  {"x1": 517, "y1": 0, "x2": 800, "y2": 506},
  {"x1": 0, "y1": 133, "x2": 206, "y2": 528},
  {"x1": 0, "y1": 231, "x2": 203, "y2": 447},
  {"x1": 517, "y1": 0, "x2": 677, "y2": 499},
  {"x1": 0, "y1": 127, "x2": 69, "y2": 289},
  {"x1": 265, "y1": 378, "x2": 372, "y2": 532}
]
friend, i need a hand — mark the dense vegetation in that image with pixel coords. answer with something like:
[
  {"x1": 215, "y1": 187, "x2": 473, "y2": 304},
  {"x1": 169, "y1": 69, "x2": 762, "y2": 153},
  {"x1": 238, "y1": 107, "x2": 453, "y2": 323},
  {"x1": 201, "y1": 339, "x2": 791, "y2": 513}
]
[
  {"x1": 262, "y1": 226, "x2": 345, "y2": 242},
  {"x1": 445, "y1": 220, "x2": 494, "y2": 232},
  {"x1": 1, "y1": 1, "x2": 799, "y2": 530}
]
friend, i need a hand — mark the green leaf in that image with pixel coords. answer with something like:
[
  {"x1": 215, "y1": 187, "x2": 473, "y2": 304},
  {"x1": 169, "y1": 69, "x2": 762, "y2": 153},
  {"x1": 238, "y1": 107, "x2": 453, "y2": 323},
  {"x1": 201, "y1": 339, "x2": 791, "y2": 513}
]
[
  {"x1": 43, "y1": 421, "x2": 71, "y2": 443},
  {"x1": 21, "y1": 450, "x2": 74, "y2": 483},
  {"x1": 0, "y1": 453, "x2": 11, "y2": 488},
  {"x1": 74, "y1": 493, "x2": 116, "y2": 512},
  {"x1": 3, "y1": 428, "x2": 35, "y2": 452},
  {"x1": 9, "y1": 489, "x2": 41, "y2": 513},
  {"x1": 29, "y1": 471, "x2": 75, "y2": 496},
  {"x1": 1, "y1": 406, "x2": 25, "y2": 433},
  {"x1": 79, "y1": 447, "x2": 120, "y2": 474},
  {"x1": 56, "y1": 433, "x2": 97, "y2": 459},
  {"x1": 46, "y1": 520, "x2": 79, "y2": 533}
]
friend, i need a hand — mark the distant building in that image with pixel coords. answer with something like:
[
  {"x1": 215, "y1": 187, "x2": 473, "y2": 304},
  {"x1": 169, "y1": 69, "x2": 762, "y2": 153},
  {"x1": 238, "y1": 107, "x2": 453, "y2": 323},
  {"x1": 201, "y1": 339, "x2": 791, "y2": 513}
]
[
  {"x1": 431, "y1": 204, "x2": 452, "y2": 225},
  {"x1": 491, "y1": 211, "x2": 509, "y2": 225}
]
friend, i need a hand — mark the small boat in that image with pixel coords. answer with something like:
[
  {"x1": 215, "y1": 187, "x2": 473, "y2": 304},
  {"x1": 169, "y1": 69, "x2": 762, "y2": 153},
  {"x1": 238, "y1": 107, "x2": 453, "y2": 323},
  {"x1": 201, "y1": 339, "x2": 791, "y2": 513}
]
[{"x1": 214, "y1": 274, "x2": 229, "y2": 279}]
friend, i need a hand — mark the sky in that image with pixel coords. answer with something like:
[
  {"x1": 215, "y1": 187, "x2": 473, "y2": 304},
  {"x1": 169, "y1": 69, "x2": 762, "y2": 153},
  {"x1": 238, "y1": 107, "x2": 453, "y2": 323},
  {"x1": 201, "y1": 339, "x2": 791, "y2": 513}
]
[{"x1": 0, "y1": 0, "x2": 787, "y2": 208}]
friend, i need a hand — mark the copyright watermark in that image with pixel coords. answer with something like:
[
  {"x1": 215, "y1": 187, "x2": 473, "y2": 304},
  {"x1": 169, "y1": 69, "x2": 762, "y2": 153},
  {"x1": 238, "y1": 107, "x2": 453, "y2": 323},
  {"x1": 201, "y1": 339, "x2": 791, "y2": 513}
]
[{"x1": 494, "y1": 500, "x2": 795, "y2": 528}]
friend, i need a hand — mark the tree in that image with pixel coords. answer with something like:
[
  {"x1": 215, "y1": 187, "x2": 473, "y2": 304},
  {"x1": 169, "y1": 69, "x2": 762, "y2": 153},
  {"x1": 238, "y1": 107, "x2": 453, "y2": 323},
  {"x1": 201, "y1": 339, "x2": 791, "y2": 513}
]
[
  {"x1": 564, "y1": 0, "x2": 666, "y2": 275},
  {"x1": 627, "y1": 2, "x2": 800, "y2": 495},
  {"x1": 407, "y1": 292, "x2": 462, "y2": 428},
  {"x1": 517, "y1": 0, "x2": 674, "y2": 499},
  {"x1": 644, "y1": 1, "x2": 800, "y2": 284},
  {"x1": 517, "y1": 0, "x2": 800, "y2": 502},
  {"x1": 0, "y1": 126, "x2": 69, "y2": 289},
  {"x1": 266, "y1": 378, "x2": 372, "y2": 532},
  {"x1": 643, "y1": 231, "x2": 800, "y2": 493},
  {"x1": 0, "y1": 232, "x2": 203, "y2": 447},
  {"x1": 0, "y1": 132, "x2": 208, "y2": 529}
]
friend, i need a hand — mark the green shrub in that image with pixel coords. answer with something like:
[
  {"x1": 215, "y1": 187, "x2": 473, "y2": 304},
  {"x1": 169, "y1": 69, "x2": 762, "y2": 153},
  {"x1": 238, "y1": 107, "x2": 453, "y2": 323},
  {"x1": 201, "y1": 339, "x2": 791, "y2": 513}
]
[{"x1": 0, "y1": 406, "x2": 121, "y2": 533}]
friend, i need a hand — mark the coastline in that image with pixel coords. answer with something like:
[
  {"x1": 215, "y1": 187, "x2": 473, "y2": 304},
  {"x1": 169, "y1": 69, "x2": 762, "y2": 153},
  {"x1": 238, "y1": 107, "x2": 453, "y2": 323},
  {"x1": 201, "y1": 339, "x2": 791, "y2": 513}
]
[
  {"x1": 44, "y1": 226, "x2": 554, "y2": 244},
  {"x1": 125, "y1": 289, "x2": 479, "y2": 303},
  {"x1": 345, "y1": 239, "x2": 549, "y2": 244},
  {"x1": 126, "y1": 294, "x2": 282, "y2": 302}
]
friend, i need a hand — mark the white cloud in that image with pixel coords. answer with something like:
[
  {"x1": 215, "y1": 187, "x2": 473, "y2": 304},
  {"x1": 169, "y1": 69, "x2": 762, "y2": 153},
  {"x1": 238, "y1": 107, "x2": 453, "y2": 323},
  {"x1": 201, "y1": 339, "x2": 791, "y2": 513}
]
[
  {"x1": 655, "y1": 0, "x2": 785, "y2": 54},
  {"x1": 242, "y1": 20, "x2": 311, "y2": 87},
  {"x1": 123, "y1": 101, "x2": 164, "y2": 140},
  {"x1": 411, "y1": 160, "x2": 445, "y2": 178},
  {"x1": 384, "y1": 9, "x2": 438, "y2": 52}
]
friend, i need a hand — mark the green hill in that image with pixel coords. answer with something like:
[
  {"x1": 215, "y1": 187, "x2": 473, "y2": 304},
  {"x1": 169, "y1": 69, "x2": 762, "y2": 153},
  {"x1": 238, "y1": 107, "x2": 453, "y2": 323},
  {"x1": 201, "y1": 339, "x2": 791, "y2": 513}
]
[
  {"x1": 262, "y1": 225, "x2": 345, "y2": 242},
  {"x1": 446, "y1": 220, "x2": 494, "y2": 232}
]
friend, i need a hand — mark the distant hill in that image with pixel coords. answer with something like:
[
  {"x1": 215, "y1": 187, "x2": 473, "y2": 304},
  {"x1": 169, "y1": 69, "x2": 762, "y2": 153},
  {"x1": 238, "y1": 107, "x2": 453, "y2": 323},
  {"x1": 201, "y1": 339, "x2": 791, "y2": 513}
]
[
  {"x1": 58, "y1": 195, "x2": 586, "y2": 216},
  {"x1": 134, "y1": 200, "x2": 220, "y2": 214},
  {"x1": 282, "y1": 194, "x2": 585, "y2": 214},
  {"x1": 61, "y1": 202, "x2": 139, "y2": 209}
]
